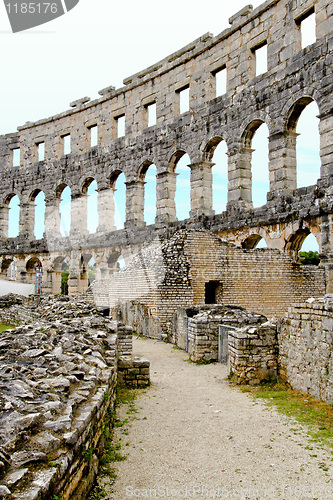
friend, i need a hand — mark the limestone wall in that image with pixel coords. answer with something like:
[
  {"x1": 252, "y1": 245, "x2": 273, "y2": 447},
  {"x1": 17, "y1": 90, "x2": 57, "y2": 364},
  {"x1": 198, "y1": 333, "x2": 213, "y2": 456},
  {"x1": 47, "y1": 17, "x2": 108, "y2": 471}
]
[
  {"x1": 0, "y1": 295, "x2": 149, "y2": 499},
  {"x1": 186, "y1": 305, "x2": 268, "y2": 363},
  {"x1": 228, "y1": 322, "x2": 279, "y2": 384},
  {"x1": 0, "y1": 0, "x2": 332, "y2": 296},
  {"x1": 278, "y1": 295, "x2": 333, "y2": 404},
  {"x1": 108, "y1": 229, "x2": 326, "y2": 335}
]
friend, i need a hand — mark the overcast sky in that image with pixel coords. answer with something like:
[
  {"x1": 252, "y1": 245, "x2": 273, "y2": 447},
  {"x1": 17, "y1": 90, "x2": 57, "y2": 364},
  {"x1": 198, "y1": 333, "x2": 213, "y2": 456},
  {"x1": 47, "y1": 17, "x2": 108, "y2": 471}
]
[{"x1": 0, "y1": 0, "x2": 267, "y2": 135}]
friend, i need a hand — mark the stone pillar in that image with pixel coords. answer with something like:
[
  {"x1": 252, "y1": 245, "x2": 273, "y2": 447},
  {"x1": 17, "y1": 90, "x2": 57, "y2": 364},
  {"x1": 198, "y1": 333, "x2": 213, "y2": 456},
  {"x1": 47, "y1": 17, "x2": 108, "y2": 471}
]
[
  {"x1": 124, "y1": 180, "x2": 145, "y2": 228},
  {"x1": 70, "y1": 193, "x2": 88, "y2": 239},
  {"x1": 189, "y1": 161, "x2": 215, "y2": 217},
  {"x1": 319, "y1": 112, "x2": 333, "y2": 179},
  {"x1": 19, "y1": 201, "x2": 35, "y2": 241},
  {"x1": 227, "y1": 145, "x2": 253, "y2": 211},
  {"x1": 268, "y1": 131, "x2": 297, "y2": 197},
  {"x1": 97, "y1": 186, "x2": 116, "y2": 232},
  {"x1": 0, "y1": 205, "x2": 9, "y2": 241},
  {"x1": 320, "y1": 213, "x2": 333, "y2": 294},
  {"x1": 68, "y1": 250, "x2": 80, "y2": 295},
  {"x1": 155, "y1": 170, "x2": 177, "y2": 224},
  {"x1": 44, "y1": 196, "x2": 62, "y2": 245}
]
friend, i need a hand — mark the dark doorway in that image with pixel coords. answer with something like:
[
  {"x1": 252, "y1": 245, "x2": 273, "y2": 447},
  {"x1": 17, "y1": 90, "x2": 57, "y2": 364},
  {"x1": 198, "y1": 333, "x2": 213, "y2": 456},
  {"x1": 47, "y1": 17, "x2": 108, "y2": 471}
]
[{"x1": 205, "y1": 281, "x2": 221, "y2": 304}]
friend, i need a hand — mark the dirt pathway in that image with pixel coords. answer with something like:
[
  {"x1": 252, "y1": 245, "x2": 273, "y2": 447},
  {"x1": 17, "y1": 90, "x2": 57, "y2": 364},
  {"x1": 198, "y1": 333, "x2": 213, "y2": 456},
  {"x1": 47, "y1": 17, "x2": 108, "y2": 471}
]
[{"x1": 102, "y1": 337, "x2": 333, "y2": 499}]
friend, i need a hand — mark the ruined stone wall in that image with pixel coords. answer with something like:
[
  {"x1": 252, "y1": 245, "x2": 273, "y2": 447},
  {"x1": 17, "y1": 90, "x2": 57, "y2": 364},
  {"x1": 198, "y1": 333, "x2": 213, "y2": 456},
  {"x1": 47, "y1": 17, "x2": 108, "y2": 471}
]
[
  {"x1": 186, "y1": 305, "x2": 268, "y2": 363},
  {"x1": 278, "y1": 295, "x2": 333, "y2": 404},
  {"x1": 0, "y1": 295, "x2": 149, "y2": 499},
  {"x1": 228, "y1": 322, "x2": 279, "y2": 384},
  {"x1": 220, "y1": 247, "x2": 326, "y2": 318},
  {"x1": 108, "y1": 229, "x2": 326, "y2": 335}
]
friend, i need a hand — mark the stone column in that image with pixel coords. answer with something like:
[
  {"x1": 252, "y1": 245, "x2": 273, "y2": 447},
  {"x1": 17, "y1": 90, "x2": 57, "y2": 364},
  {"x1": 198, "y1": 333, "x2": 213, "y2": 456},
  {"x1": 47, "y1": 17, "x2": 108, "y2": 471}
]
[
  {"x1": 0, "y1": 205, "x2": 9, "y2": 241},
  {"x1": 155, "y1": 170, "x2": 177, "y2": 224},
  {"x1": 320, "y1": 213, "x2": 333, "y2": 294},
  {"x1": 44, "y1": 196, "x2": 62, "y2": 246},
  {"x1": 319, "y1": 111, "x2": 333, "y2": 179},
  {"x1": 189, "y1": 161, "x2": 215, "y2": 217},
  {"x1": 124, "y1": 180, "x2": 145, "y2": 228},
  {"x1": 19, "y1": 201, "x2": 35, "y2": 241},
  {"x1": 70, "y1": 193, "x2": 88, "y2": 239},
  {"x1": 68, "y1": 250, "x2": 80, "y2": 295},
  {"x1": 97, "y1": 186, "x2": 116, "y2": 232},
  {"x1": 227, "y1": 145, "x2": 253, "y2": 211},
  {"x1": 268, "y1": 131, "x2": 297, "y2": 197}
]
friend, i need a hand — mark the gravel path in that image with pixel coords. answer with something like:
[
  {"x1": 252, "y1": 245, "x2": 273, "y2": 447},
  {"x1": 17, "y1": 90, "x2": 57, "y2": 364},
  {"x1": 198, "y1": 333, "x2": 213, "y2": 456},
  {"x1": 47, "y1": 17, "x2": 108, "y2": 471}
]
[{"x1": 102, "y1": 337, "x2": 333, "y2": 499}]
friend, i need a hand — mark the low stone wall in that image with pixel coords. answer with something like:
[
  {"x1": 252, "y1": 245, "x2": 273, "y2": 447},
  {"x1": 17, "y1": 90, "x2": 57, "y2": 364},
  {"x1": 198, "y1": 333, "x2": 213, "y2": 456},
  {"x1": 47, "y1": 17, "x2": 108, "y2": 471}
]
[
  {"x1": 118, "y1": 356, "x2": 150, "y2": 388},
  {"x1": 0, "y1": 294, "x2": 150, "y2": 499},
  {"x1": 114, "y1": 301, "x2": 162, "y2": 339},
  {"x1": 0, "y1": 294, "x2": 39, "y2": 325},
  {"x1": 185, "y1": 305, "x2": 267, "y2": 363},
  {"x1": 278, "y1": 295, "x2": 333, "y2": 404},
  {"x1": 228, "y1": 322, "x2": 278, "y2": 384}
]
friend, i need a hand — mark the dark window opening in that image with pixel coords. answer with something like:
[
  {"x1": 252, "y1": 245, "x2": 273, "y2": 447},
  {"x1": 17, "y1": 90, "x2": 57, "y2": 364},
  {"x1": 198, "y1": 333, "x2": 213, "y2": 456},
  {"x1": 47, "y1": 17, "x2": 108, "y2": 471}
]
[{"x1": 205, "y1": 281, "x2": 221, "y2": 304}]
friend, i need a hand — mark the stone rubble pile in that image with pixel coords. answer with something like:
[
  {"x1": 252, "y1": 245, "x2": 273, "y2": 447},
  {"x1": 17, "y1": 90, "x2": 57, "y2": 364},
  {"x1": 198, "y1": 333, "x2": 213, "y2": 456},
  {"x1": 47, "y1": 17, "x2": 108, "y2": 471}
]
[{"x1": 0, "y1": 294, "x2": 119, "y2": 499}]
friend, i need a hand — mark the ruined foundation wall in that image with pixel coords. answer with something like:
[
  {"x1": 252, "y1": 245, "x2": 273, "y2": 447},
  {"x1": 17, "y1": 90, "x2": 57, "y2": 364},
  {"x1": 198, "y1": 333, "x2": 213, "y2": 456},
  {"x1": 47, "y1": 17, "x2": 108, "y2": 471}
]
[
  {"x1": 0, "y1": 295, "x2": 149, "y2": 500},
  {"x1": 109, "y1": 229, "x2": 326, "y2": 335},
  {"x1": 278, "y1": 296, "x2": 333, "y2": 404},
  {"x1": 187, "y1": 231, "x2": 326, "y2": 319},
  {"x1": 228, "y1": 322, "x2": 279, "y2": 384}
]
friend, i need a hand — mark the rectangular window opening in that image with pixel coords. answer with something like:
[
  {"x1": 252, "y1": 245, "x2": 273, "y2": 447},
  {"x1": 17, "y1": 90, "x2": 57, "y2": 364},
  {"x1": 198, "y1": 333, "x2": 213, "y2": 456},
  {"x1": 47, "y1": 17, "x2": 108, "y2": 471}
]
[
  {"x1": 13, "y1": 148, "x2": 20, "y2": 167},
  {"x1": 89, "y1": 125, "x2": 98, "y2": 147},
  {"x1": 214, "y1": 67, "x2": 227, "y2": 97},
  {"x1": 37, "y1": 142, "x2": 45, "y2": 162},
  {"x1": 62, "y1": 134, "x2": 71, "y2": 155},
  {"x1": 297, "y1": 9, "x2": 316, "y2": 49},
  {"x1": 147, "y1": 102, "x2": 156, "y2": 127},
  {"x1": 177, "y1": 85, "x2": 190, "y2": 115},
  {"x1": 116, "y1": 115, "x2": 125, "y2": 138},
  {"x1": 253, "y1": 43, "x2": 268, "y2": 76}
]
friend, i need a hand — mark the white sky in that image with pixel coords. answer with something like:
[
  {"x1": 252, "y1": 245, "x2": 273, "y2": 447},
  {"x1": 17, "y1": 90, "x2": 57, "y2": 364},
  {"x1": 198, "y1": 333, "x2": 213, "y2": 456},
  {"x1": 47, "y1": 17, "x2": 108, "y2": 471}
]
[{"x1": 0, "y1": 0, "x2": 266, "y2": 135}]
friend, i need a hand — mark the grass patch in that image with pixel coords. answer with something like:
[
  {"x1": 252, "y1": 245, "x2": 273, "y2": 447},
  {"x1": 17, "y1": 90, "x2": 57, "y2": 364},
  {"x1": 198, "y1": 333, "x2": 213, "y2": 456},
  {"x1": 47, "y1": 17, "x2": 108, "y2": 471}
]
[
  {"x1": 172, "y1": 345, "x2": 184, "y2": 351},
  {"x1": 0, "y1": 322, "x2": 14, "y2": 333},
  {"x1": 240, "y1": 381, "x2": 333, "y2": 450}
]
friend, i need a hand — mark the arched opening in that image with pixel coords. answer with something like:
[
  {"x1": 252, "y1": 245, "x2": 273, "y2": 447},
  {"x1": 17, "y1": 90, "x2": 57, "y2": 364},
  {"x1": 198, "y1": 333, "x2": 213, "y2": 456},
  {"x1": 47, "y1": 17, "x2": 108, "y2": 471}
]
[
  {"x1": 58, "y1": 185, "x2": 71, "y2": 237},
  {"x1": 7, "y1": 195, "x2": 20, "y2": 238},
  {"x1": 250, "y1": 123, "x2": 270, "y2": 208},
  {"x1": 171, "y1": 152, "x2": 191, "y2": 221},
  {"x1": 285, "y1": 228, "x2": 320, "y2": 263},
  {"x1": 116, "y1": 255, "x2": 125, "y2": 270},
  {"x1": 295, "y1": 101, "x2": 321, "y2": 188},
  {"x1": 32, "y1": 191, "x2": 45, "y2": 240},
  {"x1": 112, "y1": 172, "x2": 126, "y2": 230},
  {"x1": 299, "y1": 232, "x2": 320, "y2": 265},
  {"x1": 88, "y1": 256, "x2": 96, "y2": 285},
  {"x1": 83, "y1": 179, "x2": 98, "y2": 234},
  {"x1": 53, "y1": 256, "x2": 69, "y2": 295},
  {"x1": 26, "y1": 257, "x2": 41, "y2": 287},
  {"x1": 242, "y1": 234, "x2": 267, "y2": 249},
  {"x1": 1, "y1": 258, "x2": 14, "y2": 280},
  {"x1": 140, "y1": 163, "x2": 157, "y2": 225},
  {"x1": 211, "y1": 140, "x2": 228, "y2": 214}
]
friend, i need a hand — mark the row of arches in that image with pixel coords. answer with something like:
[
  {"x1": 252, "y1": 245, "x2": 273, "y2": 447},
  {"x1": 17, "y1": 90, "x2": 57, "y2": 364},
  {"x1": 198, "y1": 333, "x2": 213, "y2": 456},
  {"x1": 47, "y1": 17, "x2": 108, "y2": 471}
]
[
  {"x1": 1, "y1": 225, "x2": 320, "y2": 288},
  {"x1": 5, "y1": 100, "x2": 321, "y2": 238}
]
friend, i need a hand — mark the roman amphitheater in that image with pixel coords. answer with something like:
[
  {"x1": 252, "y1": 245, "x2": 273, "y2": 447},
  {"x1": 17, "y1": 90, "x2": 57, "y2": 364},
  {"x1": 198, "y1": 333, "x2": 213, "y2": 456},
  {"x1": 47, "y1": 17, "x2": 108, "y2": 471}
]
[{"x1": 0, "y1": 0, "x2": 332, "y2": 497}]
